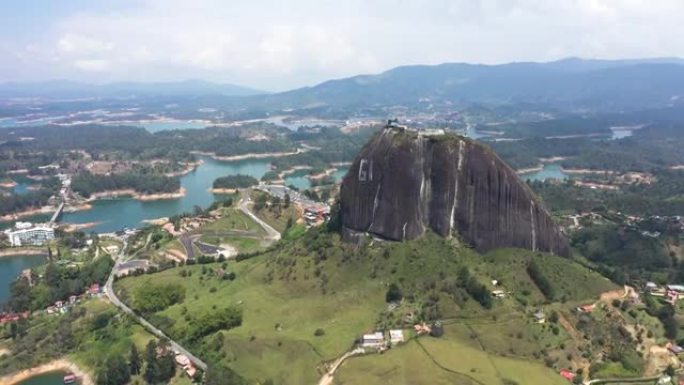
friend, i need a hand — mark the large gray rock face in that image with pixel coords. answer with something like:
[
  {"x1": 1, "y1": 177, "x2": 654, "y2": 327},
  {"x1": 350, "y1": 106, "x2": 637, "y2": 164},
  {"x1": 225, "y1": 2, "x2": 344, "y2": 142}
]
[{"x1": 340, "y1": 128, "x2": 569, "y2": 256}]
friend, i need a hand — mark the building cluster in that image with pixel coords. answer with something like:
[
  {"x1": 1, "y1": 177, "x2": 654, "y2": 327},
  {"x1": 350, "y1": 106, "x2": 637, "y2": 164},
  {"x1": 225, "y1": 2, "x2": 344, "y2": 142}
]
[
  {"x1": 4, "y1": 221, "x2": 55, "y2": 247},
  {"x1": 646, "y1": 282, "x2": 684, "y2": 304},
  {"x1": 46, "y1": 283, "x2": 103, "y2": 315},
  {"x1": 303, "y1": 204, "x2": 331, "y2": 226},
  {"x1": 174, "y1": 352, "x2": 197, "y2": 378},
  {"x1": 386, "y1": 119, "x2": 445, "y2": 137},
  {"x1": 360, "y1": 329, "x2": 405, "y2": 351}
]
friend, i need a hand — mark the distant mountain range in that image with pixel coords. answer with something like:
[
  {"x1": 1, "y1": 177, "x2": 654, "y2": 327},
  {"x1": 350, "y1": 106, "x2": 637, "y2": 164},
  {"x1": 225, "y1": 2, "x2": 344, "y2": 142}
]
[
  {"x1": 0, "y1": 79, "x2": 265, "y2": 99},
  {"x1": 2, "y1": 58, "x2": 684, "y2": 111},
  {"x1": 251, "y1": 57, "x2": 684, "y2": 111}
]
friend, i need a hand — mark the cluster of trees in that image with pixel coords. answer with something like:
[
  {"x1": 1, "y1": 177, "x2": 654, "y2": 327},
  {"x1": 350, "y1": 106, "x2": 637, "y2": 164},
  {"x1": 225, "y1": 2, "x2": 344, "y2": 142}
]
[
  {"x1": 95, "y1": 339, "x2": 182, "y2": 385},
  {"x1": 186, "y1": 306, "x2": 242, "y2": 342},
  {"x1": 571, "y1": 225, "x2": 671, "y2": 271},
  {"x1": 457, "y1": 267, "x2": 492, "y2": 309},
  {"x1": 212, "y1": 174, "x2": 258, "y2": 189},
  {"x1": 72, "y1": 171, "x2": 180, "y2": 198},
  {"x1": 8, "y1": 255, "x2": 114, "y2": 312},
  {"x1": 385, "y1": 283, "x2": 403, "y2": 303},
  {"x1": 133, "y1": 283, "x2": 186, "y2": 313},
  {"x1": 526, "y1": 261, "x2": 555, "y2": 300}
]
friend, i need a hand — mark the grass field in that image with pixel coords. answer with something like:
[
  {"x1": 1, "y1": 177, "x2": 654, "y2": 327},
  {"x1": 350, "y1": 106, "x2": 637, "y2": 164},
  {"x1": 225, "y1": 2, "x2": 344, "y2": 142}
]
[
  {"x1": 202, "y1": 208, "x2": 265, "y2": 235},
  {"x1": 198, "y1": 207, "x2": 269, "y2": 253},
  {"x1": 114, "y1": 229, "x2": 621, "y2": 384},
  {"x1": 115, "y1": 250, "x2": 388, "y2": 385},
  {"x1": 335, "y1": 324, "x2": 569, "y2": 385}
]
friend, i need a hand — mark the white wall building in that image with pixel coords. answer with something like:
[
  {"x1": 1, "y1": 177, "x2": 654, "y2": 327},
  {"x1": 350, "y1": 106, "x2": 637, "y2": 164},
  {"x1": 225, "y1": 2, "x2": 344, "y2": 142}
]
[{"x1": 5, "y1": 222, "x2": 55, "y2": 246}]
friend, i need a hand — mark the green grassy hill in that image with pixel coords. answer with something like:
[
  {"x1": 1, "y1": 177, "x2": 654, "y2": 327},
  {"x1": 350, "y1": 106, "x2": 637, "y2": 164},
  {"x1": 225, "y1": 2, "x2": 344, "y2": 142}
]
[{"x1": 114, "y1": 229, "x2": 617, "y2": 385}]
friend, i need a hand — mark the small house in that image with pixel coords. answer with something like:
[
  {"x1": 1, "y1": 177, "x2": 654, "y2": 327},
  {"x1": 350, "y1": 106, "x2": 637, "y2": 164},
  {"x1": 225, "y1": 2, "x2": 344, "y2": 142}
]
[
  {"x1": 362, "y1": 332, "x2": 385, "y2": 347},
  {"x1": 533, "y1": 311, "x2": 546, "y2": 324},
  {"x1": 185, "y1": 365, "x2": 196, "y2": 378},
  {"x1": 89, "y1": 283, "x2": 100, "y2": 295},
  {"x1": 389, "y1": 329, "x2": 404, "y2": 345},
  {"x1": 492, "y1": 290, "x2": 506, "y2": 298},
  {"x1": 559, "y1": 369, "x2": 575, "y2": 381},
  {"x1": 577, "y1": 304, "x2": 595, "y2": 313}
]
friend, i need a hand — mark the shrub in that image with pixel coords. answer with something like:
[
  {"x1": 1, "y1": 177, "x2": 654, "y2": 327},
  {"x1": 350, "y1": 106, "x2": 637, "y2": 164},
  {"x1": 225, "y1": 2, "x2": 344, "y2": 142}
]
[{"x1": 314, "y1": 328, "x2": 325, "y2": 337}]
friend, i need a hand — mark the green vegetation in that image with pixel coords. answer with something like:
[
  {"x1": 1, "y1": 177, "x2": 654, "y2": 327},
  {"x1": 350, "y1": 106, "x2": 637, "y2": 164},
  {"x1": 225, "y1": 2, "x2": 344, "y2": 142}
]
[
  {"x1": 212, "y1": 174, "x2": 258, "y2": 189},
  {"x1": 115, "y1": 229, "x2": 615, "y2": 384},
  {"x1": 0, "y1": 176, "x2": 61, "y2": 216},
  {"x1": 250, "y1": 190, "x2": 300, "y2": 233},
  {"x1": 8, "y1": 254, "x2": 114, "y2": 312},
  {"x1": 0, "y1": 298, "x2": 155, "y2": 379},
  {"x1": 133, "y1": 283, "x2": 186, "y2": 314},
  {"x1": 72, "y1": 171, "x2": 180, "y2": 198},
  {"x1": 531, "y1": 171, "x2": 684, "y2": 217},
  {"x1": 527, "y1": 261, "x2": 555, "y2": 301},
  {"x1": 335, "y1": 324, "x2": 569, "y2": 385}
]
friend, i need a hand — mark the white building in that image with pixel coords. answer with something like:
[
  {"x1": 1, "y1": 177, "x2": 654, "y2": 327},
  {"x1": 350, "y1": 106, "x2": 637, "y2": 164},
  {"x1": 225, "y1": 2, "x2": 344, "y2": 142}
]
[
  {"x1": 389, "y1": 329, "x2": 404, "y2": 345},
  {"x1": 5, "y1": 222, "x2": 55, "y2": 246},
  {"x1": 362, "y1": 332, "x2": 385, "y2": 347}
]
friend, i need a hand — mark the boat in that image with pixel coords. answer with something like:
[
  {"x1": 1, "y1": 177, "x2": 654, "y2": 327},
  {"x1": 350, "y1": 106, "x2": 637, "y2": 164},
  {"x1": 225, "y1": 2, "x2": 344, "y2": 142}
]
[{"x1": 63, "y1": 372, "x2": 77, "y2": 384}]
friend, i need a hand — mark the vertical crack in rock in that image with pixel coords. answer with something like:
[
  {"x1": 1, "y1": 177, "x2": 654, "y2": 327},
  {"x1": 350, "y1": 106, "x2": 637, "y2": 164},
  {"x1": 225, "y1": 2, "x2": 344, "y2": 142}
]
[{"x1": 368, "y1": 184, "x2": 381, "y2": 231}]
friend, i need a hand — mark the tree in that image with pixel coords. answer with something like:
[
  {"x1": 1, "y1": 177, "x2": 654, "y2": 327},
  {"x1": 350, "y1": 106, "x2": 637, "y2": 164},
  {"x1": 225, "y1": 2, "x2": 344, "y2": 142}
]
[
  {"x1": 97, "y1": 355, "x2": 131, "y2": 385},
  {"x1": 385, "y1": 283, "x2": 403, "y2": 303},
  {"x1": 143, "y1": 341, "x2": 159, "y2": 384},
  {"x1": 254, "y1": 194, "x2": 268, "y2": 211},
  {"x1": 284, "y1": 193, "x2": 291, "y2": 208},
  {"x1": 143, "y1": 340, "x2": 175, "y2": 384},
  {"x1": 129, "y1": 344, "x2": 142, "y2": 375}
]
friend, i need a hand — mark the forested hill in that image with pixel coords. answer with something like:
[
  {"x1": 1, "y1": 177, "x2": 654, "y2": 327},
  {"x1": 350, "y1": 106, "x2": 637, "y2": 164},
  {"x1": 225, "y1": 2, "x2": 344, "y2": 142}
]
[{"x1": 240, "y1": 59, "x2": 684, "y2": 112}]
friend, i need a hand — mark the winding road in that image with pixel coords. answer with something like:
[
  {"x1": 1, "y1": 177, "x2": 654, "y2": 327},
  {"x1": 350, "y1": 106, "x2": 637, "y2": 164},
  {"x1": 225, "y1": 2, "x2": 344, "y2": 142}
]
[
  {"x1": 104, "y1": 238, "x2": 208, "y2": 371},
  {"x1": 103, "y1": 189, "x2": 282, "y2": 373},
  {"x1": 238, "y1": 188, "x2": 281, "y2": 241}
]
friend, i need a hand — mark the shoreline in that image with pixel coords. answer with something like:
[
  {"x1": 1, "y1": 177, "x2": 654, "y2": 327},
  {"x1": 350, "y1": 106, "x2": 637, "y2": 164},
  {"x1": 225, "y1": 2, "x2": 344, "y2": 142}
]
[
  {"x1": 0, "y1": 180, "x2": 17, "y2": 188},
  {"x1": 194, "y1": 147, "x2": 307, "y2": 162},
  {"x1": 164, "y1": 159, "x2": 204, "y2": 177},
  {"x1": 539, "y1": 156, "x2": 568, "y2": 163},
  {"x1": 0, "y1": 247, "x2": 47, "y2": 258},
  {"x1": 561, "y1": 168, "x2": 615, "y2": 174},
  {"x1": 86, "y1": 187, "x2": 187, "y2": 202},
  {"x1": 210, "y1": 187, "x2": 239, "y2": 194},
  {"x1": 0, "y1": 206, "x2": 54, "y2": 222},
  {"x1": 0, "y1": 187, "x2": 186, "y2": 223},
  {"x1": 0, "y1": 358, "x2": 93, "y2": 385},
  {"x1": 516, "y1": 164, "x2": 544, "y2": 174},
  {"x1": 309, "y1": 168, "x2": 337, "y2": 180}
]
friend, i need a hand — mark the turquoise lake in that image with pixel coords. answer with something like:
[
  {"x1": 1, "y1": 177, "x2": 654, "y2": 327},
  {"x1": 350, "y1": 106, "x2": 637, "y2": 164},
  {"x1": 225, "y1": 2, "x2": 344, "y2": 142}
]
[
  {"x1": 14, "y1": 371, "x2": 68, "y2": 385},
  {"x1": 520, "y1": 163, "x2": 568, "y2": 182},
  {"x1": 60, "y1": 156, "x2": 270, "y2": 233}
]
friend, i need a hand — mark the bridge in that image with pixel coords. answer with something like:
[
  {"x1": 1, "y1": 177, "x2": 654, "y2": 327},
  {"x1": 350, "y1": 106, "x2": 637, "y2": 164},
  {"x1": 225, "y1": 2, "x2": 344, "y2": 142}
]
[{"x1": 49, "y1": 202, "x2": 64, "y2": 225}]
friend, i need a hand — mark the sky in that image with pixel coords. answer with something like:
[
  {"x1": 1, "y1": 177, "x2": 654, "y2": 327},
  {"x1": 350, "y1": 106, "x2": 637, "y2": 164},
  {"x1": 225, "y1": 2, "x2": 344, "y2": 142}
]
[{"x1": 1, "y1": 0, "x2": 683, "y2": 91}]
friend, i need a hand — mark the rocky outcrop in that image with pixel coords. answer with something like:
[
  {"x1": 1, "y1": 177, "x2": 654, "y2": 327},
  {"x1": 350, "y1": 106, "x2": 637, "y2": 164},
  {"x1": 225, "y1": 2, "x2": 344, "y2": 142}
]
[{"x1": 340, "y1": 127, "x2": 569, "y2": 256}]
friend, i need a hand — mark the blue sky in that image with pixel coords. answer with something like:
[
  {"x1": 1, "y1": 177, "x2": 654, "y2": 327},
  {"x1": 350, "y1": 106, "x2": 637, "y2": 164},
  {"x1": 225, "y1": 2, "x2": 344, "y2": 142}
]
[{"x1": 1, "y1": 0, "x2": 683, "y2": 91}]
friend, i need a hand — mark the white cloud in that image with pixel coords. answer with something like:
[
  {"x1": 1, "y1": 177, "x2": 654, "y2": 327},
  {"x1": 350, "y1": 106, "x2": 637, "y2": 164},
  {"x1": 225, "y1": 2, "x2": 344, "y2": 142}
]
[
  {"x1": 2, "y1": 0, "x2": 684, "y2": 89},
  {"x1": 74, "y1": 59, "x2": 111, "y2": 72}
]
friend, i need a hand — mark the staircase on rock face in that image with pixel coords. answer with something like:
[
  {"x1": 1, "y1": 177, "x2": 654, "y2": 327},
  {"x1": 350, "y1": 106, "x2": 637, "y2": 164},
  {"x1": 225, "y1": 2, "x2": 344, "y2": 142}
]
[{"x1": 339, "y1": 124, "x2": 569, "y2": 256}]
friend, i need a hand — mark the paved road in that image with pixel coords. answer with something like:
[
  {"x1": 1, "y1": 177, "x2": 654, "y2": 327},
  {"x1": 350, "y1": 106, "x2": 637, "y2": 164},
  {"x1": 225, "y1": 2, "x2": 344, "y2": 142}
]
[
  {"x1": 239, "y1": 189, "x2": 281, "y2": 241},
  {"x1": 104, "y1": 238, "x2": 208, "y2": 371}
]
